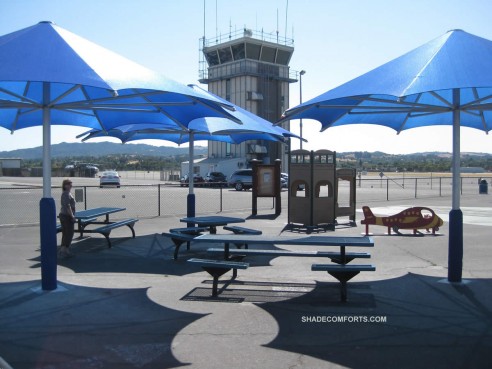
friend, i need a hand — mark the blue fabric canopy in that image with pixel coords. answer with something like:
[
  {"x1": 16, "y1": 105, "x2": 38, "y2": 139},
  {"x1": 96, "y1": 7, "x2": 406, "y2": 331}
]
[
  {"x1": 79, "y1": 127, "x2": 292, "y2": 145},
  {"x1": 187, "y1": 85, "x2": 299, "y2": 139},
  {"x1": 79, "y1": 86, "x2": 301, "y2": 221},
  {"x1": 0, "y1": 21, "x2": 240, "y2": 291},
  {"x1": 279, "y1": 29, "x2": 492, "y2": 283},
  {"x1": 0, "y1": 22, "x2": 239, "y2": 133},
  {"x1": 282, "y1": 30, "x2": 492, "y2": 133}
]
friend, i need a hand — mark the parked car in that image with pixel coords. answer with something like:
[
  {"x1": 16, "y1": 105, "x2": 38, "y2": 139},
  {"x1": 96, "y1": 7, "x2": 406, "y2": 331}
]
[
  {"x1": 280, "y1": 173, "x2": 289, "y2": 188},
  {"x1": 283, "y1": 172, "x2": 305, "y2": 190},
  {"x1": 205, "y1": 171, "x2": 227, "y2": 186},
  {"x1": 180, "y1": 174, "x2": 205, "y2": 187},
  {"x1": 228, "y1": 169, "x2": 253, "y2": 191},
  {"x1": 99, "y1": 170, "x2": 120, "y2": 188},
  {"x1": 229, "y1": 169, "x2": 288, "y2": 191}
]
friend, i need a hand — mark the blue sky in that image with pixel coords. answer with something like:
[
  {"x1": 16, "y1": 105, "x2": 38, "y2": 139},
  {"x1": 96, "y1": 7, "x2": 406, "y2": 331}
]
[{"x1": 1, "y1": 0, "x2": 492, "y2": 154}]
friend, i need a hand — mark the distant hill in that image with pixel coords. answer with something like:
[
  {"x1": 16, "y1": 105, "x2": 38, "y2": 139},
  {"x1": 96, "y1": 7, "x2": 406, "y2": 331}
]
[
  {"x1": 0, "y1": 142, "x2": 208, "y2": 160},
  {"x1": 1, "y1": 144, "x2": 491, "y2": 172},
  {"x1": 338, "y1": 151, "x2": 492, "y2": 159}
]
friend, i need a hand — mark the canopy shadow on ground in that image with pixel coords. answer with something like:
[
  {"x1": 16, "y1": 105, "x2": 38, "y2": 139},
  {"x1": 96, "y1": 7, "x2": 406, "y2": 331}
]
[
  {"x1": 0, "y1": 280, "x2": 206, "y2": 369},
  {"x1": 30, "y1": 235, "x2": 285, "y2": 275},
  {"x1": 256, "y1": 273, "x2": 492, "y2": 369},
  {"x1": 182, "y1": 280, "x2": 375, "y2": 306},
  {"x1": 29, "y1": 234, "x2": 217, "y2": 276}
]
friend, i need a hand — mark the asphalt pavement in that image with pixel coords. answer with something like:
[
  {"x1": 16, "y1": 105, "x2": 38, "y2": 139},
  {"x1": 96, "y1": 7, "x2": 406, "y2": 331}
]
[{"x1": 0, "y1": 192, "x2": 491, "y2": 368}]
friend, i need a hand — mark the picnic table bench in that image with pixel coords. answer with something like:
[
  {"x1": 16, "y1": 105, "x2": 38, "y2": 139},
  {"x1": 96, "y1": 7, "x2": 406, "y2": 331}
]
[
  {"x1": 187, "y1": 258, "x2": 249, "y2": 297},
  {"x1": 162, "y1": 218, "x2": 256, "y2": 259},
  {"x1": 180, "y1": 216, "x2": 245, "y2": 234},
  {"x1": 165, "y1": 227, "x2": 209, "y2": 259},
  {"x1": 91, "y1": 218, "x2": 139, "y2": 248},
  {"x1": 57, "y1": 207, "x2": 138, "y2": 247},
  {"x1": 194, "y1": 234, "x2": 375, "y2": 302},
  {"x1": 206, "y1": 248, "x2": 370, "y2": 264},
  {"x1": 223, "y1": 225, "x2": 262, "y2": 235},
  {"x1": 223, "y1": 226, "x2": 262, "y2": 249},
  {"x1": 312, "y1": 264, "x2": 376, "y2": 302}
]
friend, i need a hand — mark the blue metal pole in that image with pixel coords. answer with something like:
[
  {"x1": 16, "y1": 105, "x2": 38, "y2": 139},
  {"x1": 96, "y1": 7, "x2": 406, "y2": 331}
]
[
  {"x1": 448, "y1": 89, "x2": 463, "y2": 283},
  {"x1": 40, "y1": 82, "x2": 57, "y2": 290},
  {"x1": 187, "y1": 132, "x2": 196, "y2": 221}
]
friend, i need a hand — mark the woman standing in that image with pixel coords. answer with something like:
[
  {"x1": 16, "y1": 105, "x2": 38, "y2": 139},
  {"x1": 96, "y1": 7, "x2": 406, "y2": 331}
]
[{"x1": 59, "y1": 179, "x2": 76, "y2": 257}]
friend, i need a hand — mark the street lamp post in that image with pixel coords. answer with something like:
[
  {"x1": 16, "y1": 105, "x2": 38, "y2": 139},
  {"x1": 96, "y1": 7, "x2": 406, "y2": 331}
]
[{"x1": 299, "y1": 70, "x2": 306, "y2": 150}]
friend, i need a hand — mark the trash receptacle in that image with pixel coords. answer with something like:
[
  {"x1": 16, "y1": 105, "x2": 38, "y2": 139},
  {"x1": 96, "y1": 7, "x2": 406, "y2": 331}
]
[{"x1": 479, "y1": 179, "x2": 488, "y2": 194}]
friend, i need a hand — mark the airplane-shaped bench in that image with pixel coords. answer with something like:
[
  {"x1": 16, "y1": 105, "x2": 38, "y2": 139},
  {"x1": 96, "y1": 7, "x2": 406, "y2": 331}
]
[{"x1": 361, "y1": 206, "x2": 443, "y2": 236}]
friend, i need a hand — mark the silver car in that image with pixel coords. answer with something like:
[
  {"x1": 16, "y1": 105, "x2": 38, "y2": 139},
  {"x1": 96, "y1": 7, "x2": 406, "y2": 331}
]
[
  {"x1": 99, "y1": 171, "x2": 121, "y2": 188},
  {"x1": 228, "y1": 169, "x2": 253, "y2": 191}
]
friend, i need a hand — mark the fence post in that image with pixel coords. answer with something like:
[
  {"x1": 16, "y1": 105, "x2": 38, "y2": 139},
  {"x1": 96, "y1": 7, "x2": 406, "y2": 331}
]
[
  {"x1": 84, "y1": 186, "x2": 87, "y2": 210},
  {"x1": 219, "y1": 186, "x2": 223, "y2": 212},
  {"x1": 461, "y1": 177, "x2": 463, "y2": 195},
  {"x1": 158, "y1": 184, "x2": 161, "y2": 216},
  {"x1": 439, "y1": 177, "x2": 442, "y2": 197},
  {"x1": 415, "y1": 178, "x2": 417, "y2": 198},
  {"x1": 386, "y1": 178, "x2": 389, "y2": 201}
]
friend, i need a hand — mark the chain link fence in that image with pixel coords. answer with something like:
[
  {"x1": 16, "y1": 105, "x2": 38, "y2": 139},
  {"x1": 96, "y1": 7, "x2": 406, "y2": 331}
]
[
  {"x1": 356, "y1": 176, "x2": 485, "y2": 202},
  {"x1": 0, "y1": 176, "x2": 489, "y2": 226},
  {"x1": 0, "y1": 184, "x2": 279, "y2": 226}
]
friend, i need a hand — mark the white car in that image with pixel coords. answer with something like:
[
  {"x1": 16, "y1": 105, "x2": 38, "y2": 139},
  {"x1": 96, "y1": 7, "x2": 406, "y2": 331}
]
[{"x1": 99, "y1": 171, "x2": 121, "y2": 188}]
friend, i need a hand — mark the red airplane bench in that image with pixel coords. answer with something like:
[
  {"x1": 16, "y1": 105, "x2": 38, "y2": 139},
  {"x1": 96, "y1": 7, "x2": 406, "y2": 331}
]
[{"x1": 361, "y1": 206, "x2": 443, "y2": 236}]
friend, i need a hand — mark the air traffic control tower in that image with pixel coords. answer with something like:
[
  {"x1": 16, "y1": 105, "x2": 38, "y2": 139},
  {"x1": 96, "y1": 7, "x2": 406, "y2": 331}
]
[{"x1": 199, "y1": 28, "x2": 297, "y2": 172}]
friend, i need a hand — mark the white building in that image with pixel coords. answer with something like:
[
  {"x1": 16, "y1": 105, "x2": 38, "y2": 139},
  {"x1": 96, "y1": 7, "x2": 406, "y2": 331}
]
[
  {"x1": 180, "y1": 156, "x2": 247, "y2": 180},
  {"x1": 0, "y1": 158, "x2": 22, "y2": 176}
]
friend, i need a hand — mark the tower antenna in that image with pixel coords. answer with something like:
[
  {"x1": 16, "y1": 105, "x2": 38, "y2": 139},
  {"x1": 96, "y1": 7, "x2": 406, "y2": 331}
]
[
  {"x1": 203, "y1": 0, "x2": 206, "y2": 47},
  {"x1": 276, "y1": 8, "x2": 279, "y2": 43},
  {"x1": 215, "y1": 0, "x2": 218, "y2": 42},
  {"x1": 285, "y1": 0, "x2": 289, "y2": 44}
]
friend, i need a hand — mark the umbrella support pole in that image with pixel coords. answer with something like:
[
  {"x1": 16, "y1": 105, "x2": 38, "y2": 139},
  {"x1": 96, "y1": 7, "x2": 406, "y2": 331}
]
[
  {"x1": 187, "y1": 132, "x2": 195, "y2": 220},
  {"x1": 448, "y1": 89, "x2": 463, "y2": 283},
  {"x1": 40, "y1": 85, "x2": 57, "y2": 291},
  {"x1": 187, "y1": 194, "x2": 196, "y2": 227},
  {"x1": 448, "y1": 208, "x2": 463, "y2": 283},
  {"x1": 40, "y1": 198, "x2": 57, "y2": 290}
]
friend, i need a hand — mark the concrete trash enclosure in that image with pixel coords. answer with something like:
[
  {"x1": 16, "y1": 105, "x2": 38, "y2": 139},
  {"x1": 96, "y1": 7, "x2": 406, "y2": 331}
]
[{"x1": 288, "y1": 149, "x2": 356, "y2": 230}]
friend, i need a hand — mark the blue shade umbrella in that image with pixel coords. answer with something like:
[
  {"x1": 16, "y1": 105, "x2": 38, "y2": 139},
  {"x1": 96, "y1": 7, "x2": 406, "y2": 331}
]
[
  {"x1": 79, "y1": 126, "x2": 294, "y2": 145},
  {"x1": 79, "y1": 112, "x2": 301, "y2": 215},
  {"x1": 0, "y1": 21, "x2": 239, "y2": 290},
  {"x1": 87, "y1": 85, "x2": 301, "y2": 219},
  {"x1": 183, "y1": 85, "x2": 300, "y2": 208},
  {"x1": 279, "y1": 29, "x2": 492, "y2": 283}
]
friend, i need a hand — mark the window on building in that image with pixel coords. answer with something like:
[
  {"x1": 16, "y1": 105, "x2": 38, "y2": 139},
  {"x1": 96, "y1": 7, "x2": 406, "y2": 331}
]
[
  {"x1": 245, "y1": 43, "x2": 261, "y2": 59},
  {"x1": 276, "y1": 49, "x2": 291, "y2": 65},
  {"x1": 205, "y1": 50, "x2": 219, "y2": 66},
  {"x1": 218, "y1": 47, "x2": 233, "y2": 63},
  {"x1": 260, "y1": 46, "x2": 276, "y2": 63},
  {"x1": 232, "y1": 43, "x2": 245, "y2": 60}
]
